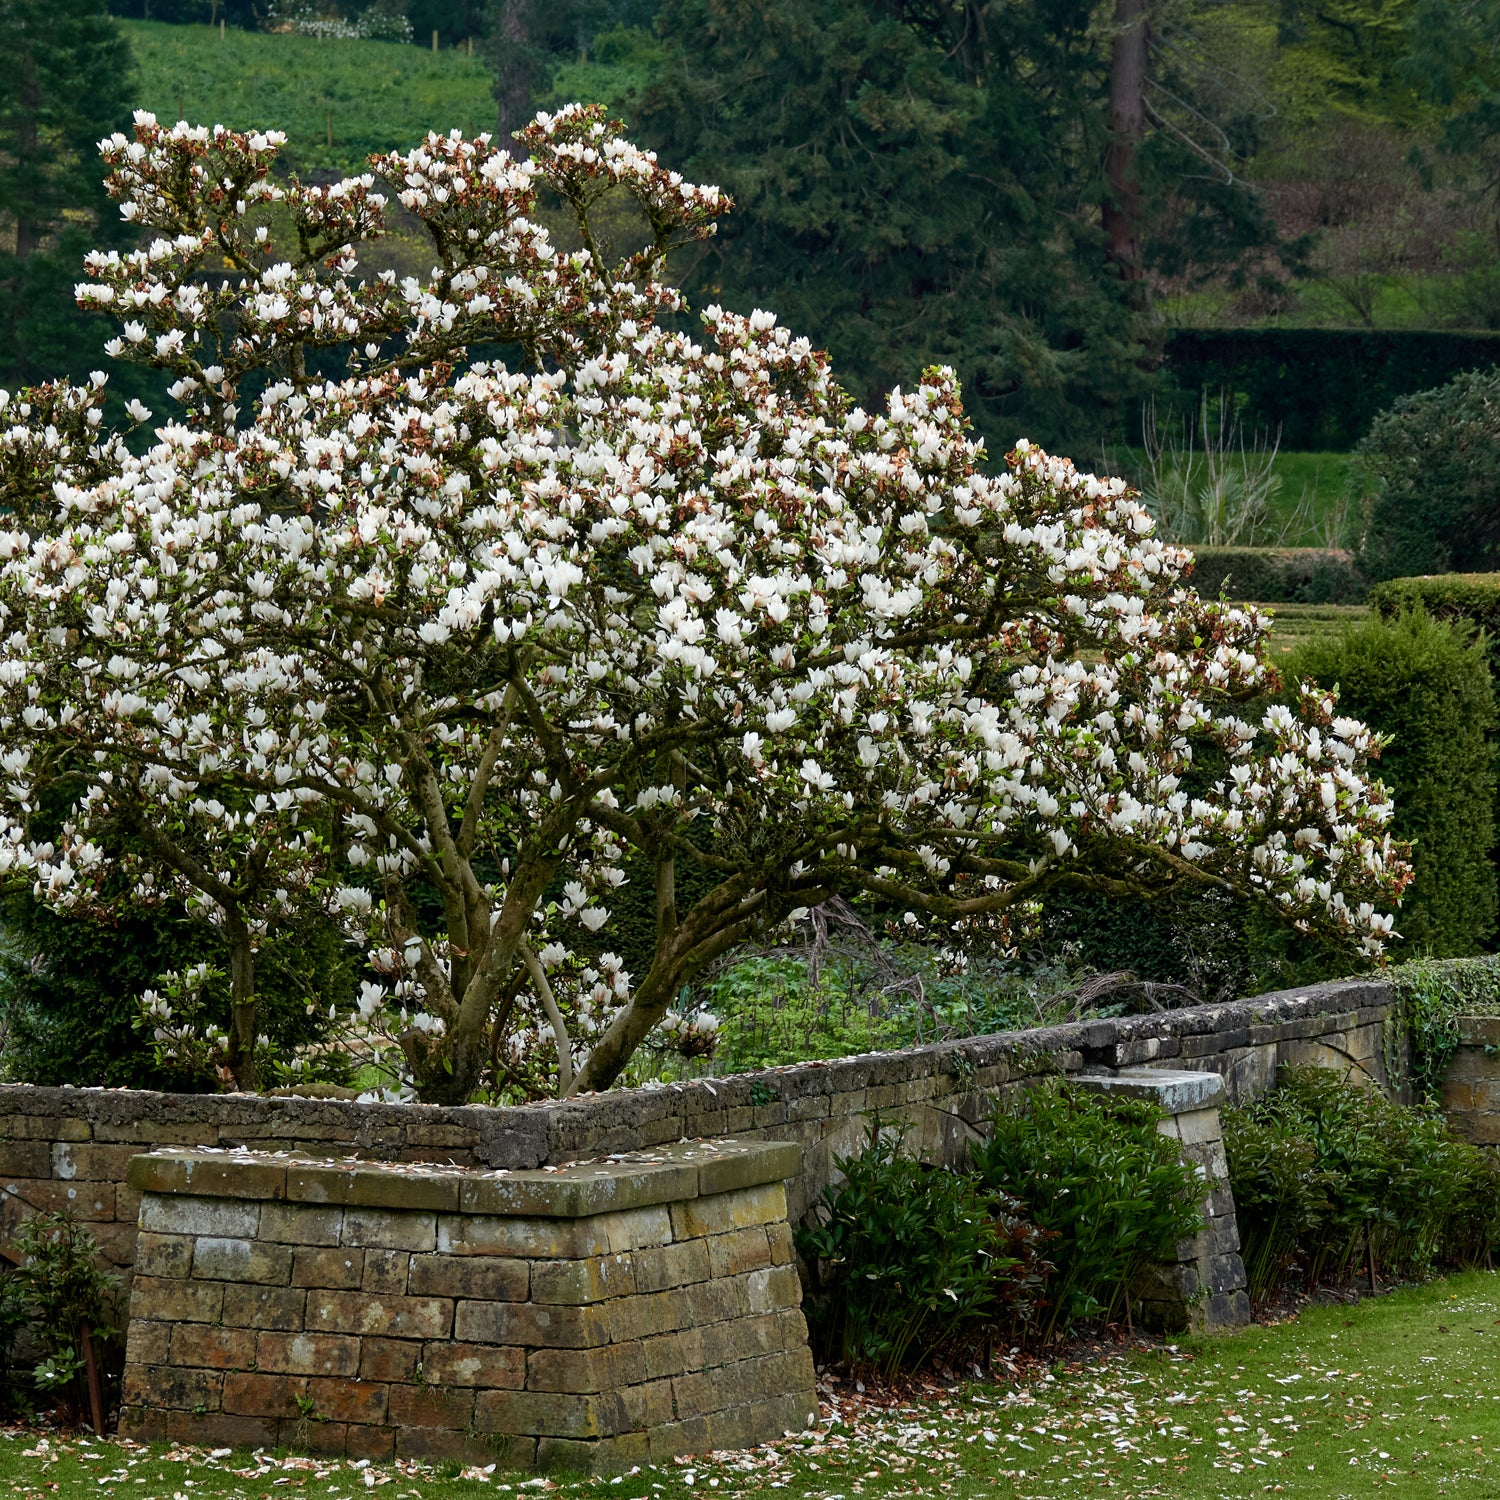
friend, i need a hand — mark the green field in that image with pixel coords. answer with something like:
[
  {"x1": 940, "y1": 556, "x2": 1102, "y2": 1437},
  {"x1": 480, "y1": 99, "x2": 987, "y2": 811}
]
[
  {"x1": 2, "y1": 1269, "x2": 1497, "y2": 1499},
  {"x1": 121, "y1": 22, "x2": 496, "y2": 177}
]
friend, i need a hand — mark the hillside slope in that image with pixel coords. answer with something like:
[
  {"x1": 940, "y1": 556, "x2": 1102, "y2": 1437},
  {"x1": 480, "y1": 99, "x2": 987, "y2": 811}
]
[{"x1": 122, "y1": 21, "x2": 496, "y2": 175}]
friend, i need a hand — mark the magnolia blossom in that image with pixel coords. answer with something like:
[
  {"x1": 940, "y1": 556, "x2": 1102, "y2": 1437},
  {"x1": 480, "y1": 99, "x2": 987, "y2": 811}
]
[{"x1": 0, "y1": 107, "x2": 1409, "y2": 1103}]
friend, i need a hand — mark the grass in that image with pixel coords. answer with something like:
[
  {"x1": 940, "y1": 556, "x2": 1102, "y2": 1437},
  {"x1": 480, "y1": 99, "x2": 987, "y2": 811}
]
[
  {"x1": 1263, "y1": 602, "x2": 1369, "y2": 656},
  {"x1": 4, "y1": 1270, "x2": 1499, "y2": 1500},
  {"x1": 120, "y1": 22, "x2": 496, "y2": 176}
]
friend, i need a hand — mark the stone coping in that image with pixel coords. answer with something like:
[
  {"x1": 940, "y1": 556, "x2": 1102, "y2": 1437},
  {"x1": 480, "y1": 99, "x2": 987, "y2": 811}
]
[
  {"x1": 125, "y1": 1139, "x2": 801, "y2": 1218},
  {"x1": 1075, "y1": 1068, "x2": 1227, "y2": 1113}
]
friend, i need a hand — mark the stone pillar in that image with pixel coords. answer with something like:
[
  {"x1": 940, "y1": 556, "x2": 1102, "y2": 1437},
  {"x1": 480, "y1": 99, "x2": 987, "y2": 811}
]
[
  {"x1": 1440, "y1": 1016, "x2": 1500, "y2": 1144},
  {"x1": 117, "y1": 1139, "x2": 817, "y2": 1472},
  {"x1": 1074, "y1": 1069, "x2": 1250, "y2": 1332}
]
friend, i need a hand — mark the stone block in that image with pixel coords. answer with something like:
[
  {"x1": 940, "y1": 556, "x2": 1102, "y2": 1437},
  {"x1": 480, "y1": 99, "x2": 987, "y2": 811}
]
[
  {"x1": 306, "y1": 1375, "x2": 390, "y2": 1426},
  {"x1": 128, "y1": 1151, "x2": 288, "y2": 1201},
  {"x1": 256, "y1": 1331, "x2": 361, "y2": 1378},
  {"x1": 707, "y1": 1227, "x2": 774, "y2": 1280},
  {"x1": 525, "y1": 1342, "x2": 646, "y2": 1395},
  {"x1": 192, "y1": 1236, "x2": 294, "y2": 1285},
  {"x1": 221, "y1": 1283, "x2": 306, "y2": 1331},
  {"x1": 361, "y1": 1249, "x2": 409, "y2": 1295},
  {"x1": 630, "y1": 1239, "x2": 710, "y2": 1295},
  {"x1": 1082, "y1": 1069, "x2": 1226, "y2": 1113},
  {"x1": 117, "y1": 1407, "x2": 167, "y2": 1444},
  {"x1": 167, "y1": 1412, "x2": 279, "y2": 1451},
  {"x1": 286, "y1": 1163, "x2": 356, "y2": 1205},
  {"x1": 133, "y1": 1232, "x2": 194, "y2": 1279},
  {"x1": 306, "y1": 1289, "x2": 452, "y2": 1339},
  {"x1": 344, "y1": 1425, "x2": 396, "y2": 1462},
  {"x1": 597, "y1": 1205, "x2": 673, "y2": 1255},
  {"x1": 438, "y1": 1214, "x2": 609, "y2": 1260},
  {"x1": 358, "y1": 1336, "x2": 421, "y2": 1383},
  {"x1": 460, "y1": 1159, "x2": 698, "y2": 1219},
  {"x1": 261, "y1": 1202, "x2": 345, "y2": 1246},
  {"x1": 454, "y1": 1299, "x2": 608, "y2": 1349},
  {"x1": 745, "y1": 1265, "x2": 802, "y2": 1316},
  {"x1": 530, "y1": 1255, "x2": 635, "y2": 1306},
  {"x1": 170, "y1": 1324, "x2": 258, "y2": 1370},
  {"x1": 52, "y1": 1142, "x2": 140, "y2": 1182},
  {"x1": 342, "y1": 1207, "x2": 436, "y2": 1253},
  {"x1": 669, "y1": 1183, "x2": 786, "y2": 1240},
  {"x1": 0, "y1": 1141, "x2": 52, "y2": 1178},
  {"x1": 348, "y1": 1167, "x2": 461, "y2": 1213},
  {"x1": 406, "y1": 1255, "x2": 528, "y2": 1302},
  {"x1": 387, "y1": 1385, "x2": 475, "y2": 1430},
  {"x1": 292, "y1": 1248, "x2": 364, "y2": 1289},
  {"x1": 139, "y1": 1192, "x2": 261, "y2": 1239},
  {"x1": 128, "y1": 1274, "x2": 223, "y2": 1325},
  {"x1": 122, "y1": 1363, "x2": 222, "y2": 1412},
  {"x1": 222, "y1": 1370, "x2": 309, "y2": 1420},
  {"x1": 474, "y1": 1388, "x2": 614, "y2": 1440},
  {"x1": 420, "y1": 1341, "x2": 525, "y2": 1389},
  {"x1": 1174, "y1": 1108, "x2": 1224, "y2": 1146},
  {"x1": 126, "y1": 1320, "x2": 172, "y2": 1366},
  {"x1": 396, "y1": 1428, "x2": 535, "y2": 1467},
  {"x1": 277, "y1": 1418, "x2": 348, "y2": 1457}
]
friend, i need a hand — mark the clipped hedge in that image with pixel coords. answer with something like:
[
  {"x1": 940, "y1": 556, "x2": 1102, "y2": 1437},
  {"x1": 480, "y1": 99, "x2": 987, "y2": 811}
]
[
  {"x1": 1370, "y1": 573, "x2": 1500, "y2": 678},
  {"x1": 1284, "y1": 610, "x2": 1498, "y2": 957},
  {"x1": 1188, "y1": 546, "x2": 1368, "y2": 604},
  {"x1": 1355, "y1": 367, "x2": 1500, "y2": 582},
  {"x1": 1160, "y1": 329, "x2": 1500, "y2": 451}
]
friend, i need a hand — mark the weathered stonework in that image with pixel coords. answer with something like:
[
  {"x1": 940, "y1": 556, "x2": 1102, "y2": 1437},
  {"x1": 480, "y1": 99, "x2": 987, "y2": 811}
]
[
  {"x1": 1440, "y1": 1016, "x2": 1500, "y2": 1145},
  {"x1": 117, "y1": 1141, "x2": 817, "y2": 1472},
  {"x1": 0, "y1": 975, "x2": 1403, "y2": 1295},
  {"x1": 1074, "y1": 1070, "x2": 1250, "y2": 1332}
]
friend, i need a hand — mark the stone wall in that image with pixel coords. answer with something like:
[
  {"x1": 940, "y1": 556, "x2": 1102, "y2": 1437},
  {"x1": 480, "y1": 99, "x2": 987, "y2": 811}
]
[
  {"x1": 118, "y1": 1141, "x2": 816, "y2": 1472},
  {"x1": 0, "y1": 975, "x2": 1398, "y2": 1283}
]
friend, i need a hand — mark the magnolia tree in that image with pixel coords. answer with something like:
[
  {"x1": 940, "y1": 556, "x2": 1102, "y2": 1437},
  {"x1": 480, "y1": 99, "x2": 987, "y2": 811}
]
[{"x1": 0, "y1": 107, "x2": 1409, "y2": 1102}]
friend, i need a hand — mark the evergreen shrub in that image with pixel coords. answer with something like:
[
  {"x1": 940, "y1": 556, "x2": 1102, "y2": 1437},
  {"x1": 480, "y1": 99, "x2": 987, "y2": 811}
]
[
  {"x1": 795, "y1": 1123, "x2": 1050, "y2": 1375},
  {"x1": 1370, "y1": 573, "x2": 1500, "y2": 679},
  {"x1": 1283, "y1": 610, "x2": 1498, "y2": 957},
  {"x1": 1224, "y1": 1067, "x2": 1500, "y2": 1304},
  {"x1": 1354, "y1": 367, "x2": 1500, "y2": 582},
  {"x1": 969, "y1": 1082, "x2": 1204, "y2": 1340}
]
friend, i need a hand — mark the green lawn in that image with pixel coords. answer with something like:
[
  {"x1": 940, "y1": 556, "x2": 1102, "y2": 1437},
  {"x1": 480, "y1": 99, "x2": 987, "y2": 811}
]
[
  {"x1": 1264, "y1": 602, "x2": 1369, "y2": 655},
  {"x1": 120, "y1": 22, "x2": 496, "y2": 176},
  {"x1": 4, "y1": 1270, "x2": 1499, "y2": 1500}
]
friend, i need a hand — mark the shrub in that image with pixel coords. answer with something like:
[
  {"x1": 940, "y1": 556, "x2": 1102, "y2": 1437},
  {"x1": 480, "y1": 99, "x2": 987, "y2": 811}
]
[
  {"x1": 1188, "y1": 547, "x2": 1367, "y2": 604},
  {"x1": 795, "y1": 1124, "x2": 1050, "y2": 1375},
  {"x1": 1282, "y1": 610, "x2": 1497, "y2": 957},
  {"x1": 1370, "y1": 573, "x2": 1500, "y2": 680},
  {"x1": 1355, "y1": 367, "x2": 1500, "y2": 582},
  {"x1": 969, "y1": 1082, "x2": 1204, "y2": 1340},
  {"x1": 1224, "y1": 1067, "x2": 1500, "y2": 1303},
  {"x1": 1219, "y1": 1112, "x2": 1329, "y2": 1303},
  {"x1": 8, "y1": 1212, "x2": 121, "y2": 1429}
]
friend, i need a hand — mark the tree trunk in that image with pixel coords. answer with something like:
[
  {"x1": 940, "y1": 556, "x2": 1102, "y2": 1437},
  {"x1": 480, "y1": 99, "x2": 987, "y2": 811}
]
[
  {"x1": 491, "y1": 0, "x2": 534, "y2": 143},
  {"x1": 224, "y1": 914, "x2": 260, "y2": 1092},
  {"x1": 14, "y1": 44, "x2": 42, "y2": 260},
  {"x1": 1103, "y1": 0, "x2": 1149, "y2": 299}
]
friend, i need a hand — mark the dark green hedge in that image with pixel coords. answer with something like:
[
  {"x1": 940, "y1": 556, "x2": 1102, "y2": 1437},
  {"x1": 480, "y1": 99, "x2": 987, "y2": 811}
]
[
  {"x1": 1371, "y1": 574, "x2": 1500, "y2": 678},
  {"x1": 1188, "y1": 547, "x2": 1368, "y2": 604},
  {"x1": 1160, "y1": 330, "x2": 1500, "y2": 450},
  {"x1": 1284, "y1": 610, "x2": 1498, "y2": 958}
]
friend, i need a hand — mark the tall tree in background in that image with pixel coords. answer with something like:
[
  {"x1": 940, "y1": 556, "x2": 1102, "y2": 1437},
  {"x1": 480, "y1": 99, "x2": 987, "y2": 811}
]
[
  {"x1": 1104, "y1": 0, "x2": 1149, "y2": 291},
  {"x1": 0, "y1": 0, "x2": 133, "y2": 386},
  {"x1": 627, "y1": 0, "x2": 1145, "y2": 450}
]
